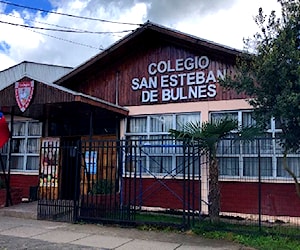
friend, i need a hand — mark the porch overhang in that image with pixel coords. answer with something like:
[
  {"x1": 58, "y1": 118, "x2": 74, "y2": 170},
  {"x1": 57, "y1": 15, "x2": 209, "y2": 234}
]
[{"x1": 0, "y1": 80, "x2": 129, "y2": 120}]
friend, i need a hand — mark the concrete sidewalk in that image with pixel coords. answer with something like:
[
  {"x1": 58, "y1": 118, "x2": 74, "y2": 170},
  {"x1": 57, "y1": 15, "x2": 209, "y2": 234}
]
[{"x1": 0, "y1": 202, "x2": 253, "y2": 250}]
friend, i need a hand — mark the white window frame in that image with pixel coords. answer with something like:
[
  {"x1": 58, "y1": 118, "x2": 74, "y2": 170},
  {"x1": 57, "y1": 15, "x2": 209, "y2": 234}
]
[
  {"x1": 0, "y1": 120, "x2": 42, "y2": 172},
  {"x1": 211, "y1": 110, "x2": 300, "y2": 181},
  {"x1": 125, "y1": 112, "x2": 201, "y2": 177}
]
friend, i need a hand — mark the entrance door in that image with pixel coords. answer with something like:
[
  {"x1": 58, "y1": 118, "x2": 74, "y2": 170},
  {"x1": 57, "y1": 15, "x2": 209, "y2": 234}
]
[{"x1": 60, "y1": 136, "x2": 81, "y2": 200}]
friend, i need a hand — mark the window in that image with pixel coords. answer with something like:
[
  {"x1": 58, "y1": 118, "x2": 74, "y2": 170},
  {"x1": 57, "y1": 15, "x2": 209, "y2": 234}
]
[
  {"x1": 211, "y1": 112, "x2": 238, "y2": 123},
  {"x1": 0, "y1": 120, "x2": 42, "y2": 172},
  {"x1": 277, "y1": 157, "x2": 300, "y2": 177},
  {"x1": 212, "y1": 110, "x2": 300, "y2": 179},
  {"x1": 125, "y1": 113, "x2": 201, "y2": 176}
]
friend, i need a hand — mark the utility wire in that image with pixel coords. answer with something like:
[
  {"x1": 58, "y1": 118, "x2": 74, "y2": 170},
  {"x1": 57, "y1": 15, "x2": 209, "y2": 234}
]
[
  {"x1": 27, "y1": 28, "x2": 102, "y2": 50},
  {"x1": 0, "y1": 0, "x2": 142, "y2": 26},
  {"x1": 0, "y1": 13, "x2": 127, "y2": 50},
  {"x1": 0, "y1": 19, "x2": 134, "y2": 34},
  {"x1": 1, "y1": 12, "x2": 97, "y2": 33}
]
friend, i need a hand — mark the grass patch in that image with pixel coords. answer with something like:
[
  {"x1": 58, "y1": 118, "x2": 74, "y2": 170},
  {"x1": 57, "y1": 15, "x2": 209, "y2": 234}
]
[
  {"x1": 135, "y1": 212, "x2": 183, "y2": 224},
  {"x1": 192, "y1": 220, "x2": 300, "y2": 250},
  {"x1": 134, "y1": 212, "x2": 185, "y2": 232},
  {"x1": 134, "y1": 213, "x2": 300, "y2": 250}
]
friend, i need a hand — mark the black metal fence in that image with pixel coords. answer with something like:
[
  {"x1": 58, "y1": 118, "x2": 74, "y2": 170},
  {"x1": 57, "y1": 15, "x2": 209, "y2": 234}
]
[
  {"x1": 37, "y1": 138, "x2": 204, "y2": 229},
  {"x1": 38, "y1": 138, "x2": 78, "y2": 221},
  {"x1": 37, "y1": 137, "x2": 300, "y2": 234},
  {"x1": 216, "y1": 137, "x2": 300, "y2": 235}
]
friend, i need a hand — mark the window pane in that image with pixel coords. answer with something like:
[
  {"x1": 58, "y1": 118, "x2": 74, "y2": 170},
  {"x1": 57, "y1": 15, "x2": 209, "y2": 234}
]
[
  {"x1": 275, "y1": 137, "x2": 284, "y2": 154},
  {"x1": 128, "y1": 117, "x2": 147, "y2": 133},
  {"x1": 126, "y1": 156, "x2": 147, "y2": 173},
  {"x1": 148, "y1": 135, "x2": 174, "y2": 154},
  {"x1": 0, "y1": 142, "x2": 9, "y2": 154},
  {"x1": 260, "y1": 135, "x2": 273, "y2": 154},
  {"x1": 26, "y1": 156, "x2": 39, "y2": 170},
  {"x1": 135, "y1": 156, "x2": 147, "y2": 173},
  {"x1": 150, "y1": 115, "x2": 172, "y2": 132},
  {"x1": 242, "y1": 112, "x2": 256, "y2": 127},
  {"x1": 217, "y1": 137, "x2": 240, "y2": 154},
  {"x1": 242, "y1": 134, "x2": 273, "y2": 155},
  {"x1": 243, "y1": 157, "x2": 272, "y2": 177},
  {"x1": 242, "y1": 140, "x2": 257, "y2": 154},
  {"x1": 12, "y1": 139, "x2": 26, "y2": 153},
  {"x1": 0, "y1": 155, "x2": 7, "y2": 170},
  {"x1": 218, "y1": 157, "x2": 239, "y2": 176},
  {"x1": 211, "y1": 112, "x2": 238, "y2": 123},
  {"x1": 149, "y1": 156, "x2": 172, "y2": 174},
  {"x1": 28, "y1": 122, "x2": 42, "y2": 136},
  {"x1": 27, "y1": 139, "x2": 40, "y2": 154},
  {"x1": 13, "y1": 122, "x2": 26, "y2": 136},
  {"x1": 277, "y1": 157, "x2": 300, "y2": 177},
  {"x1": 11, "y1": 156, "x2": 24, "y2": 170},
  {"x1": 176, "y1": 113, "x2": 200, "y2": 128},
  {"x1": 176, "y1": 156, "x2": 200, "y2": 175}
]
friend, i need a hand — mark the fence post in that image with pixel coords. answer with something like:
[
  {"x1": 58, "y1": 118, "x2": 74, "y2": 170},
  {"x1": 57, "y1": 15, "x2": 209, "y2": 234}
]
[
  {"x1": 187, "y1": 143, "x2": 191, "y2": 228},
  {"x1": 73, "y1": 141, "x2": 80, "y2": 222},
  {"x1": 182, "y1": 142, "x2": 187, "y2": 228},
  {"x1": 258, "y1": 138, "x2": 262, "y2": 231}
]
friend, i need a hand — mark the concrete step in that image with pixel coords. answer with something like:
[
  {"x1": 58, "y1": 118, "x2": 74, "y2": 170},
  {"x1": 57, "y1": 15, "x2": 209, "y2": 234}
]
[{"x1": 0, "y1": 201, "x2": 37, "y2": 220}]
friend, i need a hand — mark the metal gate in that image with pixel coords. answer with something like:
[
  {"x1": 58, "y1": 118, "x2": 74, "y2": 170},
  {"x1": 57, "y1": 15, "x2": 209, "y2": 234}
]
[
  {"x1": 78, "y1": 139, "x2": 133, "y2": 224},
  {"x1": 37, "y1": 137, "x2": 80, "y2": 222},
  {"x1": 38, "y1": 138, "x2": 204, "y2": 228}
]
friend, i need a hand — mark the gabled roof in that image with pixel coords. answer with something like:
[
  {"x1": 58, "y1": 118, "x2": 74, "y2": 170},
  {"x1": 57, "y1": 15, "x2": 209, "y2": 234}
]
[
  {"x1": 55, "y1": 21, "x2": 242, "y2": 86},
  {"x1": 0, "y1": 61, "x2": 73, "y2": 91}
]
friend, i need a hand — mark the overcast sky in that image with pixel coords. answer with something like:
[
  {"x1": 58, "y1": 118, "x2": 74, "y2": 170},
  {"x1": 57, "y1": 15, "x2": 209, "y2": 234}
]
[{"x1": 0, "y1": 0, "x2": 281, "y2": 71}]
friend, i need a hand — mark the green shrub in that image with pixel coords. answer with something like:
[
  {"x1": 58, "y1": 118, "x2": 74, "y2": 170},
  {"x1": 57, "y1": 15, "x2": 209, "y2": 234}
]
[{"x1": 91, "y1": 179, "x2": 114, "y2": 194}]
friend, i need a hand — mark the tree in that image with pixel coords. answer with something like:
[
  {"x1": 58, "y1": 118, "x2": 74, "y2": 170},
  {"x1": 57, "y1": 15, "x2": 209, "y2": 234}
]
[
  {"x1": 170, "y1": 119, "x2": 238, "y2": 223},
  {"x1": 170, "y1": 118, "x2": 261, "y2": 223},
  {"x1": 221, "y1": 0, "x2": 300, "y2": 197}
]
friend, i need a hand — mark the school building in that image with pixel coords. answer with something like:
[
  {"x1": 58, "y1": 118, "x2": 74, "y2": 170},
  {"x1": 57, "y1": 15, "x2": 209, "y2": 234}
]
[{"x1": 0, "y1": 22, "x2": 299, "y2": 221}]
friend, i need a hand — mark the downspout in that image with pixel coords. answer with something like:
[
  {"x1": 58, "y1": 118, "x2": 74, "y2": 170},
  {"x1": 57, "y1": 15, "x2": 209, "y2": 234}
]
[{"x1": 115, "y1": 71, "x2": 119, "y2": 106}]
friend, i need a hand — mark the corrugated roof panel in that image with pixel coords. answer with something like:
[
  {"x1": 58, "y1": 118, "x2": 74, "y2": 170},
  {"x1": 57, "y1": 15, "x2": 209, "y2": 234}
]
[
  {"x1": 0, "y1": 63, "x2": 24, "y2": 90},
  {"x1": 0, "y1": 61, "x2": 73, "y2": 90}
]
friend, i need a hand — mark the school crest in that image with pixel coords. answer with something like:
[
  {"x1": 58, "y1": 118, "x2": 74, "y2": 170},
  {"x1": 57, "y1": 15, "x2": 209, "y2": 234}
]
[{"x1": 15, "y1": 80, "x2": 34, "y2": 112}]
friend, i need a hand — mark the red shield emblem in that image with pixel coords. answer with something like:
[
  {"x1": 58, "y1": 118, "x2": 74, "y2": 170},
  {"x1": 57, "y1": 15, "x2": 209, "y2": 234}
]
[{"x1": 15, "y1": 80, "x2": 34, "y2": 112}]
